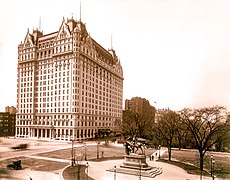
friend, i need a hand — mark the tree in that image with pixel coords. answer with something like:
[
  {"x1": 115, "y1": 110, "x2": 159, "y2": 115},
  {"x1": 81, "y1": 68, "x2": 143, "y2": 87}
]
[
  {"x1": 122, "y1": 110, "x2": 139, "y2": 137},
  {"x1": 155, "y1": 109, "x2": 179, "y2": 161},
  {"x1": 122, "y1": 101, "x2": 155, "y2": 139},
  {"x1": 175, "y1": 120, "x2": 188, "y2": 150},
  {"x1": 215, "y1": 116, "x2": 230, "y2": 152},
  {"x1": 136, "y1": 103, "x2": 155, "y2": 139},
  {"x1": 180, "y1": 106, "x2": 230, "y2": 171}
]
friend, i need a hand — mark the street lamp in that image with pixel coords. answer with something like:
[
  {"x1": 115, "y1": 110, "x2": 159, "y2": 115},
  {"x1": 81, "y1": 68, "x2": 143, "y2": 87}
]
[
  {"x1": 71, "y1": 139, "x2": 74, "y2": 166},
  {"x1": 86, "y1": 162, "x2": 89, "y2": 180},
  {"x1": 73, "y1": 147, "x2": 76, "y2": 165},
  {"x1": 158, "y1": 145, "x2": 161, "y2": 159},
  {"x1": 77, "y1": 164, "x2": 80, "y2": 180},
  {"x1": 84, "y1": 143, "x2": 87, "y2": 161},
  {"x1": 97, "y1": 142, "x2": 99, "y2": 159},
  {"x1": 210, "y1": 155, "x2": 213, "y2": 177},
  {"x1": 212, "y1": 159, "x2": 215, "y2": 180},
  {"x1": 114, "y1": 166, "x2": 116, "y2": 180}
]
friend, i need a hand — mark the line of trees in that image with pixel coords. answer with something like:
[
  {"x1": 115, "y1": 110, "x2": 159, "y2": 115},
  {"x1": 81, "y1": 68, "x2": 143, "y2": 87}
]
[{"x1": 122, "y1": 105, "x2": 230, "y2": 172}]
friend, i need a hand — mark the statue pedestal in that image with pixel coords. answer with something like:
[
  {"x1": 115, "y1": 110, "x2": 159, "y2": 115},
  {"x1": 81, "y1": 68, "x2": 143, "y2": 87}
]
[{"x1": 121, "y1": 154, "x2": 151, "y2": 170}]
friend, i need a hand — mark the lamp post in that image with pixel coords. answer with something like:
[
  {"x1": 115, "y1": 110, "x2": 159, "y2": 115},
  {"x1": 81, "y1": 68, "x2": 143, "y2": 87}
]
[
  {"x1": 210, "y1": 155, "x2": 213, "y2": 177},
  {"x1": 158, "y1": 145, "x2": 161, "y2": 159},
  {"x1": 51, "y1": 125, "x2": 54, "y2": 139},
  {"x1": 73, "y1": 147, "x2": 76, "y2": 165},
  {"x1": 71, "y1": 139, "x2": 74, "y2": 166},
  {"x1": 84, "y1": 143, "x2": 87, "y2": 161},
  {"x1": 114, "y1": 166, "x2": 116, "y2": 180},
  {"x1": 86, "y1": 162, "x2": 89, "y2": 180},
  {"x1": 77, "y1": 164, "x2": 80, "y2": 180},
  {"x1": 212, "y1": 159, "x2": 215, "y2": 180},
  {"x1": 97, "y1": 142, "x2": 99, "y2": 159}
]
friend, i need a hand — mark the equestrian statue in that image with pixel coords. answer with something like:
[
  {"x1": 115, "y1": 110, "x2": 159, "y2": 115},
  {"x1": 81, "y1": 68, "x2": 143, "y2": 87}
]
[{"x1": 124, "y1": 135, "x2": 145, "y2": 155}]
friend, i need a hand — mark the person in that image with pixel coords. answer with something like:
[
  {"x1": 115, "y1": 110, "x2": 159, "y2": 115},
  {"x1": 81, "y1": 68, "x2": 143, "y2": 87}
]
[{"x1": 102, "y1": 151, "x2": 104, "y2": 158}]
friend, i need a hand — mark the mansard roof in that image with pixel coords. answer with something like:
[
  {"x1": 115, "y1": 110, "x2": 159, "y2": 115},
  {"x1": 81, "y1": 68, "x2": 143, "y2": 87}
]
[{"x1": 21, "y1": 17, "x2": 121, "y2": 66}]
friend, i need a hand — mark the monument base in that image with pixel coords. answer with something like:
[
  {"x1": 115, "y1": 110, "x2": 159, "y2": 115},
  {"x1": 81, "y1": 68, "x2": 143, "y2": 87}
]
[
  {"x1": 120, "y1": 154, "x2": 151, "y2": 170},
  {"x1": 106, "y1": 154, "x2": 163, "y2": 178}
]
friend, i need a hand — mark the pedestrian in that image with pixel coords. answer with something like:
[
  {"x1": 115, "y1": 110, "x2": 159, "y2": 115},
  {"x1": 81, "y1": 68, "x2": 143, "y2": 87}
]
[{"x1": 102, "y1": 151, "x2": 104, "y2": 158}]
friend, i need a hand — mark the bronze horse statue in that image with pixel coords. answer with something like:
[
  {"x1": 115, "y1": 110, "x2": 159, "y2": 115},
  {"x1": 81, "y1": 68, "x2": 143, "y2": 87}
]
[
  {"x1": 124, "y1": 136, "x2": 145, "y2": 155},
  {"x1": 133, "y1": 140, "x2": 144, "y2": 154}
]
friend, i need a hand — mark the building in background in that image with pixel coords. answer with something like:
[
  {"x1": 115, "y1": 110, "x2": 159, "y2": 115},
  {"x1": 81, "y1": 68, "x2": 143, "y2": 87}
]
[
  {"x1": 16, "y1": 17, "x2": 123, "y2": 141},
  {"x1": 0, "y1": 106, "x2": 16, "y2": 137},
  {"x1": 5, "y1": 106, "x2": 16, "y2": 114},
  {"x1": 123, "y1": 97, "x2": 156, "y2": 138},
  {"x1": 125, "y1": 97, "x2": 156, "y2": 123}
]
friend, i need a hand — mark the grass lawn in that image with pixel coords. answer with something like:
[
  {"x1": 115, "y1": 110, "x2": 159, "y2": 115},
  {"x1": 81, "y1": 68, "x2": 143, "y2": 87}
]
[
  {"x1": 162, "y1": 149, "x2": 230, "y2": 179},
  {"x1": 0, "y1": 156, "x2": 68, "y2": 172},
  {"x1": 159, "y1": 159, "x2": 210, "y2": 177}
]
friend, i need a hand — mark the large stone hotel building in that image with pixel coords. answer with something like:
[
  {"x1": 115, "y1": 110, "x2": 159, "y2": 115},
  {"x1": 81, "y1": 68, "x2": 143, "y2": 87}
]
[{"x1": 16, "y1": 17, "x2": 123, "y2": 141}]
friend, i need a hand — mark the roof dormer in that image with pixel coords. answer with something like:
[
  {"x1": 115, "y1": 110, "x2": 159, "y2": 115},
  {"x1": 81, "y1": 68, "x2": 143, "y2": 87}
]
[{"x1": 56, "y1": 18, "x2": 71, "y2": 40}]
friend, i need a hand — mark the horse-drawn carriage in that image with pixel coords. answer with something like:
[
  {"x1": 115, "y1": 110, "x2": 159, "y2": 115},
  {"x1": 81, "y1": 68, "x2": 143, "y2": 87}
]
[{"x1": 11, "y1": 143, "x2": 28, "y2": 150}]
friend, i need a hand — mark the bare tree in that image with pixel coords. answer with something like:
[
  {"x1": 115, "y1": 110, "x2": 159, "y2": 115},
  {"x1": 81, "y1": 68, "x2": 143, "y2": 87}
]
[
  {"x1": 122, "y1": 103, "x2": 155, "y2": 139},
  {"x1": 175, "y1": 121, "x2": 188, "y2": 150},
  {"x1": 122, "y1": 110, "x2": 139, "y2": 137},
  {"x1": 213, "y1": 114, "x2": 230, "y2": 152},
  {"x1": 155, "y1": 109, "x2": 179, "y2": 161},
  {"x1": 136, "y1": 103, "x2": 155, "y2": 138},
  {"x1": 180, "y1": 106, "x2": 230, "y2": 171}
]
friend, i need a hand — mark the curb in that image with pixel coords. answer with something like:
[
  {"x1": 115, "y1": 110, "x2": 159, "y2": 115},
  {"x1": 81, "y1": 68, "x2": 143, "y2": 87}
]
[{"x1": 59, "y1": 164, "x2": 71, "y2": 180}]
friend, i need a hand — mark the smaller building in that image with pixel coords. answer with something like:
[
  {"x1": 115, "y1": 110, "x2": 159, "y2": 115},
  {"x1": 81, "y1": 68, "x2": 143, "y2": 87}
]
[
  {"x1": 123, "y1": 97, "x2": 156, "y2": 138},
  {"x1": 125, "y1": 97, "x2": 156, "y2": 122},
  {"x1": 5, "y1": 106, "x2": 16, "y2": 114},
  {"x1": 125, "y1": 97, "x2": 155, "y2": 114},
  {"x1": 0, "y1": 109, "x2": 16, "y2": 137}
]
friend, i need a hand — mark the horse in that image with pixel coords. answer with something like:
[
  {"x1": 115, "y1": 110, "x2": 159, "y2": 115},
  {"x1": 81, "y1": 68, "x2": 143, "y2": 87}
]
[{"x1": 133, "y1": 141, "x2": 144, "y2": 154}]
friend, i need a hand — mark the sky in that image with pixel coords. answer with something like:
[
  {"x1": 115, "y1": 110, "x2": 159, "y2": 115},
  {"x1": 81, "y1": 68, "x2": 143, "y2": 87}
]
[{"x1": 1, "y1": 0, "x2": 230, "y2": 111}]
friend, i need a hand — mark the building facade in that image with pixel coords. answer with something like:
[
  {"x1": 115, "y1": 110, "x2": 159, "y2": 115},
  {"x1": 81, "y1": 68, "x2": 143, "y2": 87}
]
[
  {"x1": 125, "y1": 97, "x2": 155, "y2": 120},
  {"x1": 0, "y1": 112, "x2": 16, "y2": 137},
  {"x1": 16, "y1": 17, "x2": 123, "y2": 141},
  {"x1": 5, "y1": 106, "x2": 16, "y2": 114}
]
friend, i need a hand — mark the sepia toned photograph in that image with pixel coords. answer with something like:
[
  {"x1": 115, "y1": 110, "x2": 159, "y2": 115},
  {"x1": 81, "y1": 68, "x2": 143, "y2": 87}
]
[{"x1": 0, "y1": 0, "x2": 230, "y2": 179}]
